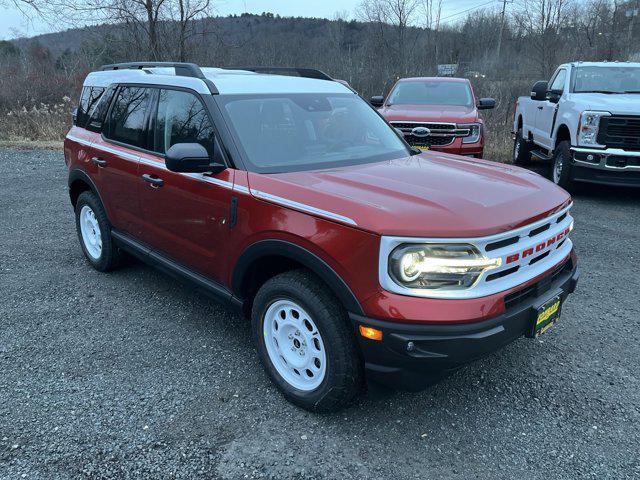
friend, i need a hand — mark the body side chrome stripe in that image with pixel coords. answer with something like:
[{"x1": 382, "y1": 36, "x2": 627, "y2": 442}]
[{"x1": 250, "y1": 188, "x2": 358, "y2": 226}]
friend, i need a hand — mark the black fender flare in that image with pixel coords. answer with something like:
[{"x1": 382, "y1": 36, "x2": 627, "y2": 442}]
[
  {"x1": 68, "y1": 168, "x2": 105, "y2": 209},
  {"x1": 232, "y1": 239, "x2": 364, "y2": 315}
]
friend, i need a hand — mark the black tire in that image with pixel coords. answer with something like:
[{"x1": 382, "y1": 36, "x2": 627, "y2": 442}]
[
  {"x1": 513, "y1": 128, "x2": 532, "y2": 165},
  {"x1": 550, "y1": 140, "x2": 574, "y2": 190},
  {"x1": 251, "y1": 269, "x2": 364, "y2": 412},
  {"x1": 75, "y1": 191, "x2": 122, "y2": 272}
]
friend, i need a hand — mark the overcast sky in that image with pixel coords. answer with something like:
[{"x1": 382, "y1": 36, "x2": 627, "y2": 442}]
[{"x1": 0, "y1": 0, "x2": 498, "y2": 40}]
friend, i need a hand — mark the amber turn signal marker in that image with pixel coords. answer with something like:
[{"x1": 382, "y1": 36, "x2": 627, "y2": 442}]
[{"x1": 359, "y1": 325, "x2": 383, "y2": 341}]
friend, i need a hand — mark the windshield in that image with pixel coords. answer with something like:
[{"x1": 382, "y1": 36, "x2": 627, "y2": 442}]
[
  {"x1": 219, "y1": 93, "x2": 410, "y2": 173},
  {"x1": 574, "y1": 66, "x2": 640, "y2": 93},
  {"x1": 387, "y1": 81, "x2": 473, "y2": 107}
]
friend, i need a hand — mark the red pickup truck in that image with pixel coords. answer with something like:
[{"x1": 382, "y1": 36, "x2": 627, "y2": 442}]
[
  {"x1": 65, "y1": 63, "x2": 578, "y2": 412},
  {"x1": 372, "y1": 77, "x2": 495, "y2": 158}
]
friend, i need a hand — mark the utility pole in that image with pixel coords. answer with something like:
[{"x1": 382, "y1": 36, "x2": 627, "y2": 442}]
[{"x1": 496, "y1": 0, "x2": 510, "y2": 65}]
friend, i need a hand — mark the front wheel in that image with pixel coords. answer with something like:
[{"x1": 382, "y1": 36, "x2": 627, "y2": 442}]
[
  {"x1": 251, "y1": 270, "x2": 364, "y2": 412},
  {"x1": 550, "y1": 140, "x2": 574, "y2": 190}
]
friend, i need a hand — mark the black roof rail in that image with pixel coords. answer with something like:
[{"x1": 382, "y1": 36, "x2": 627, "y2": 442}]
[
  {"x1": 228, "y1": 66, "x2": 334, "y2": 81},
  {"x1": 100, "y1": 62, "x2": 205, "y2": 78},
  {"x1": 99, "y1": 62, "x2": 219, "y2": 94}
]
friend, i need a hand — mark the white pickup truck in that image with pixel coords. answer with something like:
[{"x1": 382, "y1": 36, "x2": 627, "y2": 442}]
[{"x1": 513, "y1": 61, "x2": 640, "y2": 189}]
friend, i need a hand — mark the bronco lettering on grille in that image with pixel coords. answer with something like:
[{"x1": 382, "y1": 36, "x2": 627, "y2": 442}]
[{"x1": 505, "y1": 227, "x2": 571, "y2": 264}]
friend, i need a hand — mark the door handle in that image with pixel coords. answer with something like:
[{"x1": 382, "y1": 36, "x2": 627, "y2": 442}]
[
  {"x1": 142, "y1": 174, "x2": 164, "y2": 188},
  {"x1": 537, "y1": 106, "x2": 544, "y2": 110},
  {"x1": 91, "y1": 157, "x2": 107, "y2": 167}
]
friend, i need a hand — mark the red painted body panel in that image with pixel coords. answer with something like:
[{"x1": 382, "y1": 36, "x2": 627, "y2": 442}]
[
  {"x1": 228, "y1": 171, "x2": 382, "y2": 302},
  {"x1": 246, "y1": 154, "x2": 571, "y2": 238},
  {"x1": 136, "y1": 149, "x2": 236, "y2": 283},
  {"x1": 377, "y1": 77, "x2": 485, "y2": 156}
]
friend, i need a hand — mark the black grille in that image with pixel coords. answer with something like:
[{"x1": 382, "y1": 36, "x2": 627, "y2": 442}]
[
  {"x1": 391, "y1": 122, "x2": 456, "y2": 131},
  {"x1": 405, "y1": 135, "x2": 454, "y2": 147},
  {"x1": 597, "y1": 116, "x2": 640, "y2": 150},
  {"x1": 504, "y1": 257, "x2": 573, "y2": 310}
]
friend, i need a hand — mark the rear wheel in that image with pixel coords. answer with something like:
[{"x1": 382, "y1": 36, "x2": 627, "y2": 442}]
[
  {"x1": 513, "y1": 128, "x2": 532, "y2": 165},
  {"x1": 550, "y1": 140, "x2": 574, "y2": 190},
  {"x1": 252, "y1": 270, "x2": 363, "y2": 412},
  {"x1": 75, "y1": 191, "x2": 122, "y2": 271}
]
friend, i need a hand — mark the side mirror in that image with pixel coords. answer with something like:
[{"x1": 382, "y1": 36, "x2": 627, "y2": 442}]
[
  {"x1": 165, "y1": 143, "x2": 225, "y2": 174},
  {"x1": 370, "y1": 95, "x2": 385, "y2": 107},
  {"x1": 530, "y1": 81, "x2": 549, "y2": 101},
  {"x1": 546, "y1": 90, "x2": 562, "y2": 103},
  {"x1": 477, "y1": 98, "x2": 495, "y2": 110}
]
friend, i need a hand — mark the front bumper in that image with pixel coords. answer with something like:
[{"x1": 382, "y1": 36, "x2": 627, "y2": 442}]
[
  {"x1": 350, "y1": 260, "x2": 580, "y2": 391},
  {"x1": 426, "y1": 138, "x2": 483, "y2": 157},
  {"x1": 571, "y1": 147, "x2": 640, "y2": 187}
]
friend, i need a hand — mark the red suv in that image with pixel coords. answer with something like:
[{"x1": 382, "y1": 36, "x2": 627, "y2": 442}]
[
  {"x1": 372, "y1": 77, "x2": 495, "y2": 157},
  {"x1": 65, "y1": 63, "x2": 579, "y2": 412}
]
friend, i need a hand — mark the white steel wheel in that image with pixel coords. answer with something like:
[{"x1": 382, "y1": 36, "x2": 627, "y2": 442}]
[
  {"x1": 79, "y1": 205, "x2": 102, "y2": 260},
  {"x1": 262, "y1": 299, "x2": 327, "y2": 391}
]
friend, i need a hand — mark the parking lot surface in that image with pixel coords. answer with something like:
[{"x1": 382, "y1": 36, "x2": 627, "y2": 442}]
[{"x1": 1, "y1": 148, "x2": 639, "y2": 479}]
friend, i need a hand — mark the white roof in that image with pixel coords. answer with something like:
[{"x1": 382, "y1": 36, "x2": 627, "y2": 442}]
[
  {"x1": 566, "y1": 61, "x2": 640, "y2": 68},
  {"x1": 83, "y1": 66, "x2": 352, "y2": 95}
]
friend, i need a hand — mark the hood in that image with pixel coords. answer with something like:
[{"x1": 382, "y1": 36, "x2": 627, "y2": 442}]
[
  {"x1": 378, "y1": 104, "x2": 479, "y2": 124},
  {"x1": 571, "y1": 93, "x2": 640, "y2": 114},
  {"x1": 247, "y1": 153, "x2": 571, "y2": 238}
]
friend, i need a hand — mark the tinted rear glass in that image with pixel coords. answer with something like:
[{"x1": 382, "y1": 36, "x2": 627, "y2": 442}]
[
  {"x1": 106, "y1": 86, "x2": 152, "y2": 148},
  {"x1": 77, "y1": 86, "x2": 105, "y2": 128}
]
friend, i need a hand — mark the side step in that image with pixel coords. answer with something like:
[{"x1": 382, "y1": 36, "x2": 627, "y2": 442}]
[
  {"x1": 531, "y1": 150, "x2": 553, "y2": 161},
  {"x1": 111, "y1": 229, "x2": 244, "y2": 311}
]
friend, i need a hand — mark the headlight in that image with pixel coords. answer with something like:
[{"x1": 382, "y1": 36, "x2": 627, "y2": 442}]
[
  {"x1": 388, "y1": 243, "x2": 501, "y2": 290},
  {"x1": 460, "y1": 123, "x2": 481, "y2": 144},
  {"x1": 577, "y1": 111, "x2": 609, "y2": 147}
]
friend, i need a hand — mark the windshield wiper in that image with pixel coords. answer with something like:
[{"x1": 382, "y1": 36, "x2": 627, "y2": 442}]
[{"x1": 622, "y1": 90, "x2": 640, "y2": 94}]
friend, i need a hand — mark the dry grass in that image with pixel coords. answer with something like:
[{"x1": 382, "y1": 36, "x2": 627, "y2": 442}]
[
  {"x1": 484, "y1": 128, "x2": 514, "y2": 163},
  {"x1": 0, "y1": 99, "x2": 72, "y2": 143}
]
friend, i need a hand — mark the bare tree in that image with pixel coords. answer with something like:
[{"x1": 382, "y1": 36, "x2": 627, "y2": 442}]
[
  {"x1": 512, "y1": 0, "x2": 573, "y2": 76},
  {"x1": 17, "y1": 0, "x2": 213, "y2": 60},
  {"x1": 164, "y1": 0, "x2": 212, "y2": 61},
  {"x1": 358, "y1": 0, "x2": 422, "y2": 75}
]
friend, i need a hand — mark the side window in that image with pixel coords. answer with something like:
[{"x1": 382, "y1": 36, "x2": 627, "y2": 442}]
[
  {"x1": 86, "y1": 85, "x2": 116, "y2": 133},
  {"x1": 550, "y1": 69, "x2": 567, "y2": 93},
  {"x1": 105, "y1": 86, "x2": 152, "y2": 148},
  {"x1": 77, "y1": 86, "x2": 105, "y2": 128},
  {"x1": 154, "y1": 89, "x2": 215, "y2": 156}
]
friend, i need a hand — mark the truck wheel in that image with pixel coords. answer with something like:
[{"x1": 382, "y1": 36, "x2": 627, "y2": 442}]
[
  {"x1": 551, "y1": 141, "x2": 574, "y2": 190},
  {"x1": 513, "y1": 129, "x2": 532, "y2": 165},
  {"x1": 75, "y1": 191, "x2": 122, "y2": 271},
  {"x1": 252, "y1": 270, "x2": 364, "y2": 412}
]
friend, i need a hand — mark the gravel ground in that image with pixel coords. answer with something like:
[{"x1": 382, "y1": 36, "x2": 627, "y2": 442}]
[{"x1": 1, "y1": 148, "x2": 639, "y2": 479}]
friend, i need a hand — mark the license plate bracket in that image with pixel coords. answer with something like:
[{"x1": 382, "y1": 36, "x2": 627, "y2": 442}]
[{"x1": 528, "y1": 293, "x2": 562, "y2": 338}]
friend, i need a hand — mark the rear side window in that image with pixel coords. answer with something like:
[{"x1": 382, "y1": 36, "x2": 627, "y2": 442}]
[
  {"x1": 77, "y1": 86, "x2": 105, "y2": 128},
  {"x1": 85, "y1": 85, "x2": 116, "y2": 133},
  {"x1": 105, "y1": 86, "x2": 152, "y2": 148},
  {"x1": 153, "y1": 89, "x2": 215, "y2": 156}
]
